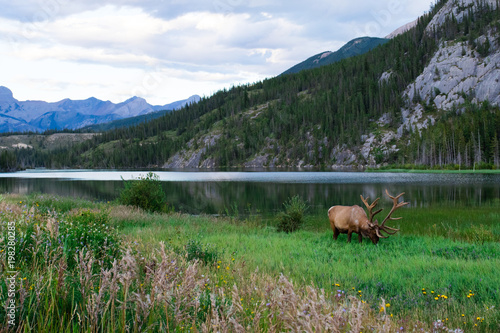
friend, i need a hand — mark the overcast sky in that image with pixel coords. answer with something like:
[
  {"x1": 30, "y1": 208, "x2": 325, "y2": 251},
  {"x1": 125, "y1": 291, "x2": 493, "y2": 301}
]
[{"x1": 0, "y1": 0, "x2": 435, "y2": 105}]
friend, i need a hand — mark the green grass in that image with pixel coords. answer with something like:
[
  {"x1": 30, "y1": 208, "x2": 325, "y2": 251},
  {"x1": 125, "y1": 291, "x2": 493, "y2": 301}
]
[
  {"x1": 112, "y1": 203, "x2": 500, "y2": 331},
  {"x1": 2, "y1": 193, "x2": 499, "y2": 331}
]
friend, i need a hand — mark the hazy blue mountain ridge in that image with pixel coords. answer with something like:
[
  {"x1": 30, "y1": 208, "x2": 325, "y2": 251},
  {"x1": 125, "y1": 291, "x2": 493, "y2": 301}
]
[{"x1": 0, "y1": 86, "x2": 201, "y2": 133}]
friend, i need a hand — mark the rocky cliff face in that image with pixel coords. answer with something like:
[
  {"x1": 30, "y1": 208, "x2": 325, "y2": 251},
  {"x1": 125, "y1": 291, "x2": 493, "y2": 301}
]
[
  {"x1": 405, "y1": 37, "x2": 500, "y2": 109},
  {"x1": 425, "y1": 0, "x2": 498, "y2": 34},
  {"x1": 359, "y1": 0, "x2": 500, "y2": 166}
]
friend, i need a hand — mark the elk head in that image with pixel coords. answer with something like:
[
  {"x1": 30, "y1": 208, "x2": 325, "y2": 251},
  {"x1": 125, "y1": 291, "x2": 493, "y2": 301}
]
[
  {"x1": 359, "y1": 189, "x2": 409, "y2": 244},
  {"x1": 328, "y1": 189, "x2": 409, "y2": 244}
]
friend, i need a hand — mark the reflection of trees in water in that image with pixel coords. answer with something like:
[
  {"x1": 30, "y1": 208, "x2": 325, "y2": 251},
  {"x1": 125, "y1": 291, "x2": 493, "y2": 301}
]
[
  {"x1": 0, "y1": 178, "x2": 121, "y2": 201},
  {"x1": 0, "y1": 178, "x2": 498, "y2": 215},
  {"x1": 163, "y1": 182, "x2": 500, "y2": 216}
]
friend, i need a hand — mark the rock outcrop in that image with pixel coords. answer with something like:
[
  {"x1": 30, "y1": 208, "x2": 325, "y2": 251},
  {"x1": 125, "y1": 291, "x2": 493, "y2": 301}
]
[
  {"x1": 360, "y1": 0, "x2": 500, "y2": 166},
  {"x1": 405, "y1": 36, "x2": 500, "y2": 110}
]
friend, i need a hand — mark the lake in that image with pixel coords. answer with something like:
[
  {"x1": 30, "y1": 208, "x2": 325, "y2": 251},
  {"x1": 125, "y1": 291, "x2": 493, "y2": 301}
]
[{"x1": 0, "y1": 170, "x2": 499, "y2": 215}]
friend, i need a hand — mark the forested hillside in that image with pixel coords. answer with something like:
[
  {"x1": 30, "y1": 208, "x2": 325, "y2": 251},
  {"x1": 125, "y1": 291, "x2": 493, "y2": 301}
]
[{"x1": 4, "y1": 0, "x2": 500, "y2": 171}]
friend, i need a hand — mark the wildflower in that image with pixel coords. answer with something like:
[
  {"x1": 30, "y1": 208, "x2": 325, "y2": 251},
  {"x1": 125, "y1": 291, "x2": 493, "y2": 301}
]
[
  {"x1": 335, "y1": 283, "x2": 340, "y2": 287},
  {"x1": 423, "y1": 292, "x2": 427, "y2": 295},
  {"x1": 461, "y1": 314, "x2": 465, "y2": 317},
  {"x1": 434, "y1": 297, "x2": 439, "y2": 300},
  {"x1": 386, "y1": 303, "x2": 390, "y2": 307}
]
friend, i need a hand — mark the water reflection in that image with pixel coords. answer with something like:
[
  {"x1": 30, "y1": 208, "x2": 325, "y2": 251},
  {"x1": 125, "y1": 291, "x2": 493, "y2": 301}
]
[{"x1": 0, "y1": 171, "x2": 499, "y2": 215}]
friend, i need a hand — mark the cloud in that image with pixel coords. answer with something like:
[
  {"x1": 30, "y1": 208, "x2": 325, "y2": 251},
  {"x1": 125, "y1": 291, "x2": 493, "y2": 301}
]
[{"x1": 0, "y1": 0, "x2": 435, "y2": 104}]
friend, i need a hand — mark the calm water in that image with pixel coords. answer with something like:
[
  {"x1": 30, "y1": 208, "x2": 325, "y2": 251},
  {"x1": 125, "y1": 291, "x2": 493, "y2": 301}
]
[{"x1": 0, "y1": 170, "x2": 499, "y2": 215}]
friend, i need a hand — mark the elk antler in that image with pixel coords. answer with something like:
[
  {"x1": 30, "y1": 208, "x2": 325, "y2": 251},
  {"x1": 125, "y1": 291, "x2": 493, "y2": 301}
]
[
  {"x1": 378, "y1": 189, "x2": 409, "y2": 235},
  {"x1": 360, "y1": 194, "x2": 383, "y2": 224}
]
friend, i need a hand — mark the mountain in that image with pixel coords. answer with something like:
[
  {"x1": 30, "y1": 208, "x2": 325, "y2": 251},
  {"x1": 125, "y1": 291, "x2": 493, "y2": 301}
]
[
  {"x1": 80, "y1": 109, "x2": 171, "y2": 132},
  {"x1": 385, "y1": 19, "x2": 419, "y2": 39},
  {"x1": 0, "y1": 87, "x2": 201, "y2": 133},
  {"x1": 156, "y1": 95, "x2": 201, "y2": 111},
  {"x1": 5, "y1": 0, "x2": 500, "y2": 171},
  {"x1": 281, "y1": 37, "x2": 389, "y2": 75}
]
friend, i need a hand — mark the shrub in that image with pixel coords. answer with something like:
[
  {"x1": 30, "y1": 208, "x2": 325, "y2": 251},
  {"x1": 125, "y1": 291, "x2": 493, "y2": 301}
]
[
  {"x1": 119, "y1": 172, "x2": 171, "y2": 213},
  {"x1": 277, "y1": 195, "x2": 308, "y2": 233},
  {"x1": 60, "y1": 209, "x2": 122, "y2": 269},
  {"x1": 14, "y1": 207, "x2": 121, "y2": 270}
]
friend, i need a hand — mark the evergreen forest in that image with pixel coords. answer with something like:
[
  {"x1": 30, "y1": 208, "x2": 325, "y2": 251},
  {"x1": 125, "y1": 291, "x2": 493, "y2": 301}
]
[{"x1": 3, "y1": 0, "x2": 500, "y2": 171}]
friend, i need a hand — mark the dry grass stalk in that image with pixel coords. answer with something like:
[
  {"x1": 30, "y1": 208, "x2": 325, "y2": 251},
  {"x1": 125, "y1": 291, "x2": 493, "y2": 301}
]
[{"x1": 76, "y1": 250, "x2": 96, "y2": 302}]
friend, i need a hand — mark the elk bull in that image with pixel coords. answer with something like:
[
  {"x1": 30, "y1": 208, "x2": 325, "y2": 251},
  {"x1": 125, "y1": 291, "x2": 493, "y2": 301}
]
[{"x1": 328, "y1": 189, "x2": 408, "y2": 244}]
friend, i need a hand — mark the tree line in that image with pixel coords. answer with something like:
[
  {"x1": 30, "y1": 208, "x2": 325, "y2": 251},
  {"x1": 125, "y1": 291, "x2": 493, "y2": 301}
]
[{"x1": 3, "y1": 0, "x2": 500, "y2": 170}]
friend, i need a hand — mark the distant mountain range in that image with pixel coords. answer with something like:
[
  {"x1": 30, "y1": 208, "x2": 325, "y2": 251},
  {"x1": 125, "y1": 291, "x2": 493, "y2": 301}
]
[
  {"x1": 0, "y1": 86, "x2": 200, "y2": 133},
  {"x1": 281, "y1": 37, "x2": 389, "y2": 75},
  {"x1": 80, "y1": 109, "x2": 172, "y2": 132}
]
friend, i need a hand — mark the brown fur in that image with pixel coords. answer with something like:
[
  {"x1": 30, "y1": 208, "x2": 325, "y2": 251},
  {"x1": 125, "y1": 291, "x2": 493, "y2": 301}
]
[
  {"x1": 328, "y1": 190, "x2": 408, "y2": 245},
  {"x1": 328, "y1": 205, "x2": 379, "y2": 244}
]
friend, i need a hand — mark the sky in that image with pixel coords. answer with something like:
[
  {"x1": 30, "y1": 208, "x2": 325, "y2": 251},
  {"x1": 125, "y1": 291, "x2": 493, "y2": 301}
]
[{"x1": 0, "y1": 0, "x2": 435, "y2": 105}]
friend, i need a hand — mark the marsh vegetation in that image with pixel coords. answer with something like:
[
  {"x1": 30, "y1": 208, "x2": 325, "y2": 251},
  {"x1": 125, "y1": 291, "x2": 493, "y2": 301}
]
[{"x1": 0, "y1": 190, "x2": 498, "y2": 332}]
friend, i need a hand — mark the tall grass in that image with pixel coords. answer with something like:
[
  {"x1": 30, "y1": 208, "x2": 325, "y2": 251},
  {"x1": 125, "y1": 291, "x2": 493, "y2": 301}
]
[
  {"x1": 1, "y1": 194, "x2": 499, "y2": 331},
  {"x1": 1, "y1": 198, "x2": 402, "y2": 332},
  {"x1": 114, "y1": 204, "x2": 500, "y2": 332}
]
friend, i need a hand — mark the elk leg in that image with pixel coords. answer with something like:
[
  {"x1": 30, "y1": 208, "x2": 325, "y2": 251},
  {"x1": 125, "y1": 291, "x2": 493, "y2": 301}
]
[
  {"x1": 347, "y1": 230, "x2": 352, "y2": 243},
  {"x1": 333, "y1": 227, "x2": 340, "y2": 240},
  {"x1": 358, "y1": 233, "x2": 362, "y2": 243}
]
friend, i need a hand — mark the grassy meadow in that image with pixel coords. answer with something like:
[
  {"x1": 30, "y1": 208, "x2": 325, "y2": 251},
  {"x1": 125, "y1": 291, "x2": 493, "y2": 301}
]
[{"x1": 0, "y1": 192, "x2": 499, "y2": 332}]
